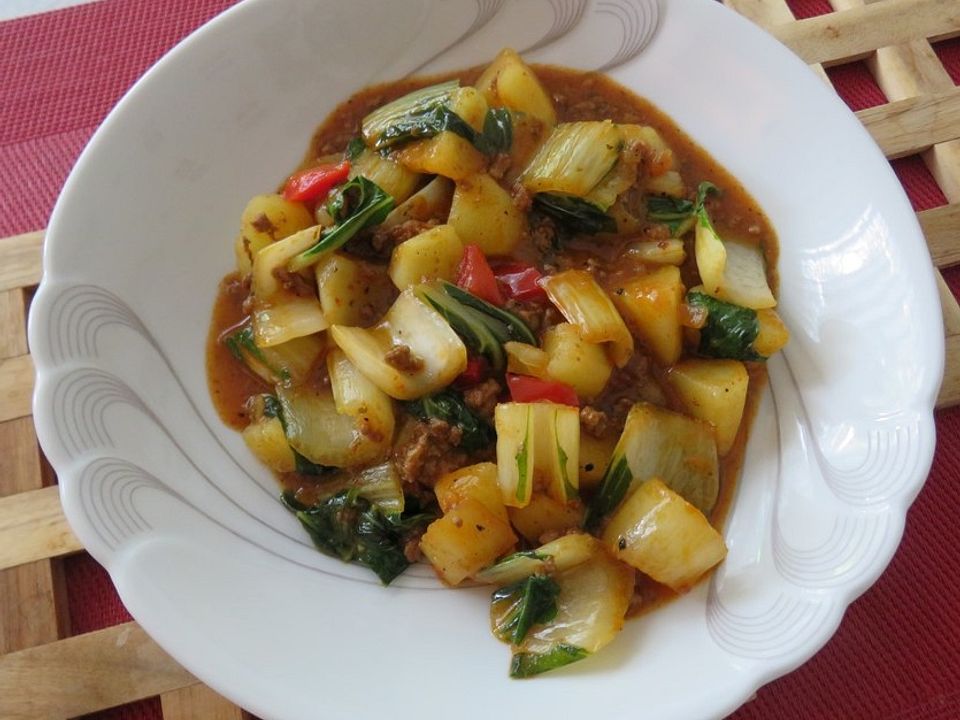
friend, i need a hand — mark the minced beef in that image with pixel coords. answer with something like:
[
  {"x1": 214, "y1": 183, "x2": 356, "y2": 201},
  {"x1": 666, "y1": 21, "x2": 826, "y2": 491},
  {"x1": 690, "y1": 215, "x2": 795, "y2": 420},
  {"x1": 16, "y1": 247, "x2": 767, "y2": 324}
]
[
  {"x1": 489, "y1": 152, "x2": 512, "y2": 180},
  {"x1": 511, "y1": 184, "x2": 533, "y2": 212},
  {"x1": 504, "y1": 299, "x2": 549, "y2": 335},
  {"x1": 271, "y1": 267, "x2": 315, "y2": 297},
  {"x1": 384, "y1": 344, "x2": 424, "y2": 374},
  {"x1": 529, "y1": 214, "x2": 558, "y2": 253},
  {"x1": 462, "y1": 378, "x2": 502, "y2": 421},
  {"x1": 370, "y1": 218, "x2": 439, "y2": 253},
  {"x1": 394, "y1": 418, "x2": 467, "y2": 488},
  {"x1": 579, "y1": 406, "x2": 610, "y2": 438}
]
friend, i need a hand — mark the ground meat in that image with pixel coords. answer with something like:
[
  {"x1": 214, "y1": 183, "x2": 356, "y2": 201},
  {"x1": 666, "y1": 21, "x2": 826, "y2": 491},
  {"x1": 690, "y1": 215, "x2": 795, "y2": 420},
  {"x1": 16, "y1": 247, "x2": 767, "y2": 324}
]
[
  {"x1": 528, "y1": 214, "x2": 558, "y2": 253},
  {"x1": 579, "y1": 405, "x2": 610, "y2": 438},
  {"x1": 462, "y1": 378, "x2": 502, "y2": 421},
  {"x1": 384, "y1": 344, "x2": 424, "y2": 374},
  {"x1": 370, "y1": 219, "x2": 439, "y2": 253},
  {"x1": 250, "y1": 213, "x2": 276, "y2": 236},
  {"x1": 504, "y1": 299, "x2": 549, "y2": 335},
  {"x1": 394, "y1": 418, "x2": 467, "y2": 488},
  {"x1": 643, "y1": 223, "x2": 672, "y2": 241},
  {"x1": 403, "y1": 532, "x2": 424, "y2": 563},
  {"x1": 271, "y1": 267, "x2": 315, "y2": 297},
  {"x1": 488, "y1": 152, "x2": 512, "y2": 181},
  {"x1": 511, "y1": 183, "x2": 533, "y2": 212}
]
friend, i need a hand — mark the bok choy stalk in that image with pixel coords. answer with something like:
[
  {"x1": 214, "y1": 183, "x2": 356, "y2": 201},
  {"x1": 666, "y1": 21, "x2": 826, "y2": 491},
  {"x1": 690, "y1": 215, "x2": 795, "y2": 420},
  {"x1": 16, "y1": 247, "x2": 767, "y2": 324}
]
[
  {"x1": 281, "y1": 488, "x2": 434, "y2": 584},
  {"x1": 500, "y1": 549, "x2": 634, "y2": 678},
  {"x1": 687, "y1": 290, "x2": 762, "y2": 360},
  {"x1": 520, "y1": 121, "x2": 622, "y2": 197},
  {"x1": 475, "y1": 533, "x2": 597, "y2": 585},
  {"x1": 491, "y1": 575, "x2": 561, "y2": 644},
  {"x1": 539, "y1": 270, "x2": 634, "y2": 367},
  {"x1": 584, "y1": 402, "x2": 719, "y2": 531},
  {"x1": 361, "y1": 80, "x2": 514, "y2": 156},
  {"x1": 693, "y1": 182, "x2": 777, "y2": 309},
  {"x1": 414, "y1": 281, "x2": 536, "y2": 373},
  {"x1": 254, "y1": 394, "x2": 332, "y2": 476},
  {"x1": 330, "y1": 288, "x2": 467, "y2": 400},
  {"x1": 222, "y1": 324, "x2": 325, "y2": 387},
  {"x1": 288, "y1": 176, "x2": 394, "y2": 272},
  {"x1": 405, "y1": 389, "x2": 495, "y2": 452},
  {"x1": 495, "y1": 402, "x2": 579, "y2": 508}
]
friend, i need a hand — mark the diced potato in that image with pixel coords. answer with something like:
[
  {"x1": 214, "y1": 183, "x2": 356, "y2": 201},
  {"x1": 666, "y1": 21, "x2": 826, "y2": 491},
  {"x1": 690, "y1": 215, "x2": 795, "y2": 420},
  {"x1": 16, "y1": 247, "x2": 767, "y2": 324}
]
[
  {"x1": 754, "y1": 308, "x2": 790, "y2": 356},
  {"x1": 350, "y1": 149, "x2": 421, "y2": 204},
  {"x1": 388, "y1": 224, "x2": 464, "y2": 290},
  {"x1": 508, "y1": 494, "x2": 584, "y2": 544},
  {"x1": 504, "y1": 341, "x2": 550, "y2": 378},
  {"x1": 434, "y1": 462, "x2": 509, "y2": 524},
  {"x1": 450, "y1": 87, "x2": 489, "y2": 132},
  {"x1": 475, "y1": 48, "x2": 556, "y2": 128},
  {"x1": 542, "y1": 323, "x2": 613, "y2": 399},
  {"x1": 241, "y1": 416, "x2": 295, "y2": 473},
  {"x1": 540, "y1": 270, "x2": 634, "y2": 367},
  {"x1": 667, "y1": 359, "x2": 748, "y2": 456},
  {"x1": 315, "y1": 253, "x2": 396, "y2": 327},
  {"x1": 602, "y1": 478, "x2": 727, "y2": 592},
  {"x1": 234, "y1": 234, "x2": 252, "y2": 276},
  {"x1": 395, "y1": 132, "x2": 486, "y2": 181},
  {"x1": 579, "y1": 432, "x2": 617, "y2": 491},
  {"x1": 612, "y1": 266, "x2": 685, "y2": 366},
  {"x1": 625, "y1": 239, "x2": 686, "y2": 266},
  {"x1": 448, "y1": 173, "x2": 526, "y2": 255},
  {"x1": 239, "y1": 193, "x2": 314, "y2": 265},
  {"x1": 420, "y1": 498, "x2": 518, "y2": 585},
  {"x1": 503, "y1": 112, "x2": 548, "y2": 185}
]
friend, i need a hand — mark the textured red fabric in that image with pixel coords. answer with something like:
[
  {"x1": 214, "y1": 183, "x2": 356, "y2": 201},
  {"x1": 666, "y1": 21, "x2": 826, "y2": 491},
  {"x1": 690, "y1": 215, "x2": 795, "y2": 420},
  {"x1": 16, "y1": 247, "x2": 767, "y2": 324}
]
[{"x1": 2, "y1": 1, "x2": 959, "y2": 719}]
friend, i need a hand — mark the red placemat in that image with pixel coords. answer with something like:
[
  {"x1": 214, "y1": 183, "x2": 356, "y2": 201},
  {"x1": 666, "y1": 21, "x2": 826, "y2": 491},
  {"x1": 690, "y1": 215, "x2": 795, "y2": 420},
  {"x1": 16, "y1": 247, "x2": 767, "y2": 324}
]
[{"x1": 3, "y1": 1, "x2": 959, "y2": 718}]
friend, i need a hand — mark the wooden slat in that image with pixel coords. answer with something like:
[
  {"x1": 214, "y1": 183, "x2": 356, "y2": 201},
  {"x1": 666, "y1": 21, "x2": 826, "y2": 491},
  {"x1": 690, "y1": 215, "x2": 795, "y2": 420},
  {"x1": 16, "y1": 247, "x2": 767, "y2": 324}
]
[
  {"x1": 0, "y1": 290, "x2": 28, "y2": 359},
  {"x1": 857, "y1": 87, "x2": 960, "y2": 159},
  {"x1": 0, "y1": 354, "x2": 34, "y2": 424},
  {"x1": 937, "y1": 273, "x2": 960, "y2": 336},
  {"x1": 940, "y1": 332, "x2": 960, "y2": 408},
  {"x1": 919, "y1": 203, "x2": 960, "y2": 268},
  {"x1": 0, "y1": 622, "x2": 197, "y2": 719},
  {"x1": 161, "y1": 684, "x2": 251, "y2": 720},
  {"x1": 0, "y1": 486, "x2": 81, "y2": 572},
  {"x1": 772, "y1": 0, "x2": 960, "y2": 67},
  {"x1": 0, "y1": 231, "x2": 43, "y2": 294}
]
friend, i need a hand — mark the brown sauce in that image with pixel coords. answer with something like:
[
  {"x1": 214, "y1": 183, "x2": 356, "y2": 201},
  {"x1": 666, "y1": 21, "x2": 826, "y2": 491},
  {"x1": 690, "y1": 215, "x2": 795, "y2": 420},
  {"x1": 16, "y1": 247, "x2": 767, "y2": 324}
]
[{"x1": 206, "y1": 62, "x2": 778, "y2": 615}]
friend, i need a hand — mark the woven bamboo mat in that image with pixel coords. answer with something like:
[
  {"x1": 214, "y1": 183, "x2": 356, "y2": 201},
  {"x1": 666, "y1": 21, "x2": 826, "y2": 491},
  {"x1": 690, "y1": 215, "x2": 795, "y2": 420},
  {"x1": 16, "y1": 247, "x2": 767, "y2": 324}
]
[{"x1": 1, "y1": 0, "x2": 959, "y2": 717}]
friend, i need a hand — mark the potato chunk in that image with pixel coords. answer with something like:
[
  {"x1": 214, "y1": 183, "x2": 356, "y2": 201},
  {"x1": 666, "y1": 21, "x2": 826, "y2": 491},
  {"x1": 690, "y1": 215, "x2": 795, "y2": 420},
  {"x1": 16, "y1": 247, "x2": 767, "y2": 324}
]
[
  {"x1": 395, "y1": 132, "x2": 486, "y2": 181},
  {"x1": 475, "y1": 48, "x2": 556, "y2": 128},
  {"x1": 602, "y1": 478, "x2": 726, "y2": 592},
  {"x1": 434, "y1": 462, "x2": 508, "y2": 524},
  {"x1": 388, "y1": 224, "x2": 464, "y2": 290},
  {"x1": 542, "y1": 323, "x2": 613, "y2": 399},
  {"x1": 612, "y1": 265, "x2": 685, "y2": 366},
  {"x1": 508, "y1": 494, "x2": 584, "y2": 544},
  {"x1": 448, "y1": 173, "x2": 526, "y2": 255},
  {"x1": 420, "y1": 498, "x2": 518, "y2": 585},
  {"x1": 667, "y1": 359, "x2": 749, "y2": 456}
]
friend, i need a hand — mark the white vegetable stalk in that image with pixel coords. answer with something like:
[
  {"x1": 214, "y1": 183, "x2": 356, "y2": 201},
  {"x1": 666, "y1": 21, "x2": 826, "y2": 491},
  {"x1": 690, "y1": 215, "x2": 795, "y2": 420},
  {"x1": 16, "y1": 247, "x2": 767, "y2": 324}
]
[
  {"x1": 330, "y1": 288, "x2": 467, "y2": 400},
  {"x1": 539, "y1": 270, "x2": 634, "y2": 367}
]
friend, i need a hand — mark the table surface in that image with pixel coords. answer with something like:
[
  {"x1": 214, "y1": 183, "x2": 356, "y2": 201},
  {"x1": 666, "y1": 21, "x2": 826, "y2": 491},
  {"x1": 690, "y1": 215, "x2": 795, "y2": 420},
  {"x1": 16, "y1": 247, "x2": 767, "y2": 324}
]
[{"x1": 1, "y1": 1, "x2": 959, "y2": 719}]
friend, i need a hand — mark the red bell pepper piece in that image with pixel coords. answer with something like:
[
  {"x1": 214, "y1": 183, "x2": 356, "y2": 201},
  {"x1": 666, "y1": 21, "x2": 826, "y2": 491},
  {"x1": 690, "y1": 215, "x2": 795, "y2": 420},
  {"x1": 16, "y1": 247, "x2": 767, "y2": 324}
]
[
  {"x1": 457, "y1": 245, "x2": 505, "y2": 307},
  {"x1": 506, "y1": 374, "x2": 579, "y2": 407},
  {"x1": 282, "y1": 161, "x2": 351, "y2": 203},
  {"x1": 455, "y1": 356, "x2": 489, "y2": 387},
  {"x1": 494, "y1": 262, "x2": 548, "y2": 303}
]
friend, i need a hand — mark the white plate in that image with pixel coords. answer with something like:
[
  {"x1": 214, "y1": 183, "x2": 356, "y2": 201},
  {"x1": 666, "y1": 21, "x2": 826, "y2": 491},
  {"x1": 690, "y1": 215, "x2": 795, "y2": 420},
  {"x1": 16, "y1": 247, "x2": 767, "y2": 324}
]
[{"x1": 29, "y1": 1, "x2": 943, "y2": 718}]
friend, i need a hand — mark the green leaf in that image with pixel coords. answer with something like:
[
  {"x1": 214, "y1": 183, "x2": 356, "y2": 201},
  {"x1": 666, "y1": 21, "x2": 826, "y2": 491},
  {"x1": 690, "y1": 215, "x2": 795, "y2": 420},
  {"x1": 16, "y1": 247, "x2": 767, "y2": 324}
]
[
  {"x1": 475, "y1": 108, "x2": 513, "y2": 155},
  {"x1": 441, "y1": 282, "x2": 536, "y2": 346},
  {"x1": 646, "y1": 195, "x2": 695, "y2": 236},
  {"x1": 515, "y1": 409, "x2": 531, "y2": 501},
  {"x1": 491, "y1": 575, "x2": 561, "y2": 645},
  {"x1": 687, "y1": 291, "x2": 762, "y2": 361},
  {"x1": 533, "y1": 193, "x2": 616, "y2": 235},
  {"x1": 693, "y1": 180, "x2": 720, "y2": 232},
  {"x1": 404, "y1": 389, "x2": 495, "y2": 453},
  {"x1": 376, "y1": 104, "x2": 477, "y2": 150},
  {"x1": 583, "y1": 455, "x2": 632, "y2": 531},
  {"x1": 281, "y1": 489, "x2": 431, "y2": 584},
  {"x1": 290, "y1": 176, "x2": 394, "y2": 270},
  {"x1": 510, "y1": 644, "x2": 589, "y2": 678},
  {"x1": 362, "y1": 80, "x2": 461, "y2": 150},
  {"x1": 344, "y1": 137, "x2": 366, "y2": 162}
]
